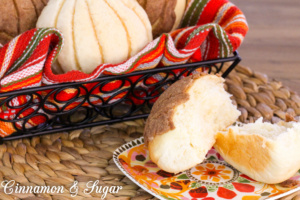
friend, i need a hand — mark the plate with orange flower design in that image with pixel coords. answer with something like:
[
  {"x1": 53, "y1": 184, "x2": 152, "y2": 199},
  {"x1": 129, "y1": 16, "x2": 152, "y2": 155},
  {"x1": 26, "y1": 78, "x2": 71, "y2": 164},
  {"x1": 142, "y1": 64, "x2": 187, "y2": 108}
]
[{"x1": 113, "y1": 137, "x2": 300, "y2": 200}]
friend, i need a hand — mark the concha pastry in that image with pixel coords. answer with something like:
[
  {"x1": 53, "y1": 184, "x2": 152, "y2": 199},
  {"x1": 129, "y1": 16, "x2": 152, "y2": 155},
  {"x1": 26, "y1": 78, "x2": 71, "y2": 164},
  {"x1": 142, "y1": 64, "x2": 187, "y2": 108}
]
[{"x1": 37, "y1": 0, "x2": 152, "y2": 74}]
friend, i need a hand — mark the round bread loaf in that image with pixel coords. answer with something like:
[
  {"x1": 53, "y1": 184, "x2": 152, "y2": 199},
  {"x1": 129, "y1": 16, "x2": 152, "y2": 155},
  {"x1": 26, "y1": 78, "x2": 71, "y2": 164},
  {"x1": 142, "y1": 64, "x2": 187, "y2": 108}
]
[
  {"x1": 137, "y1": 0, "x2": 186, "y2": 38},
  {"x1": 214, "y1": 118, "x2": 300, "y2": 184},
  {"x1": 144, "y1": 74, "x2": 240, "y2": 173},
  {"x1": 37, "y1": 0, "x2": 152, "y2": 74},
  {"x1": 0, "y1": 0, "x2": 48, "y2": 45}
]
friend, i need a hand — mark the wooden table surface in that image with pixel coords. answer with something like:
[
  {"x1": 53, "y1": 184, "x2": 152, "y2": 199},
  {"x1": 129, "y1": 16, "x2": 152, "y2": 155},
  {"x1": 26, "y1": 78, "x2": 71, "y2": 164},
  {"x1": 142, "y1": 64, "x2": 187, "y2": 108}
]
[{"x1": 230, "y1": 0, "x2": 300, "y2": 94}]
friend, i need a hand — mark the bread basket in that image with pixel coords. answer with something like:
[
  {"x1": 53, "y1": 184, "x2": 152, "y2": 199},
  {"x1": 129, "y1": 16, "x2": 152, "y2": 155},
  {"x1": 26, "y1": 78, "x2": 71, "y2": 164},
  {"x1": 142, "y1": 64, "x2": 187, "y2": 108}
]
[{"x1": 0, "y1": 0, "x2": 248, "y2": 141}]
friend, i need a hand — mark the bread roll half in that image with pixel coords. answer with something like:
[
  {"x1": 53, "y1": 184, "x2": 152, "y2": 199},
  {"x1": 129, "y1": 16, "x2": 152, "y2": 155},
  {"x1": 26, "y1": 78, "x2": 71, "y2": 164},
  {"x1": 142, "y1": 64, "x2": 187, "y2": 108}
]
[
  {"x1": 144, "y1": 74, "x2": 240, "y2": 173},
  {"x1": 214, "y1": 118, "x2": 300, "y2": 184}
]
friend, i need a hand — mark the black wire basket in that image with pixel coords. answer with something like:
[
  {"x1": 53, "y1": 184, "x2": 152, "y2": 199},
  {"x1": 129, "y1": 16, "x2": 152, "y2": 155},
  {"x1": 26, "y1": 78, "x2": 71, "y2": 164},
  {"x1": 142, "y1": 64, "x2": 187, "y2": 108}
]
[{"x1": 0, "y1": 52, "x2": 241, "y2": 143}]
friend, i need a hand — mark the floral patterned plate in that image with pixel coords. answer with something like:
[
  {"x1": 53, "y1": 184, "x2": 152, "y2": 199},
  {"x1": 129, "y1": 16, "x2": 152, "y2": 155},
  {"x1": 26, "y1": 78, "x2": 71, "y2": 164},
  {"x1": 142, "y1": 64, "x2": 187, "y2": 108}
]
[{"x1": 113, "y1": 137, "x2": 300, "y2": 200}]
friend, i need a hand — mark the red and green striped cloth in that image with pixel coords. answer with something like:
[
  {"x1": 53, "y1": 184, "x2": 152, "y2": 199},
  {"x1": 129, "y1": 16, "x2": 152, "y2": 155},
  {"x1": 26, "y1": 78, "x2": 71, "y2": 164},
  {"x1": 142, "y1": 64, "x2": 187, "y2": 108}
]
[{"x1": 0, "y1": 0, "x2": 248, "y2": 137}]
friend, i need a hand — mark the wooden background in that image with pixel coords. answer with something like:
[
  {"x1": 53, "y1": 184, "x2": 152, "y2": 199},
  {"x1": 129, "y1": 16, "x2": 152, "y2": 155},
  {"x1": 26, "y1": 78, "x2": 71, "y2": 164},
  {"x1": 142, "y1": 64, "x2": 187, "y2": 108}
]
[{"x1": 230, "y1": 0, "x2": 300, "y2": 94}]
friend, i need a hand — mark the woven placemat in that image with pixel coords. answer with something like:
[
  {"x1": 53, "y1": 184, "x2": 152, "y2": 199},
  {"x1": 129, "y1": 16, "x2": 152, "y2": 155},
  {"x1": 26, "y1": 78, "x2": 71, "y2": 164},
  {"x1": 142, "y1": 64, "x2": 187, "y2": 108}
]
[{"x1": 0, "y1": 64, "x2": 299, "y2": 200}]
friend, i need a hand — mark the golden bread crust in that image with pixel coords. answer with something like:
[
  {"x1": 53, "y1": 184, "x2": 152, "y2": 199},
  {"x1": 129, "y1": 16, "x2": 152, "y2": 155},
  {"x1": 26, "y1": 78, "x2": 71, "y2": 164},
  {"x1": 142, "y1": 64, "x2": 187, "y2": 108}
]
[
  {"x1": 214, "y1": 129, "x2": 272, "y2": 173},
  {"x1": 214, "y1": 123, "x2": 300, "y2": 184}
]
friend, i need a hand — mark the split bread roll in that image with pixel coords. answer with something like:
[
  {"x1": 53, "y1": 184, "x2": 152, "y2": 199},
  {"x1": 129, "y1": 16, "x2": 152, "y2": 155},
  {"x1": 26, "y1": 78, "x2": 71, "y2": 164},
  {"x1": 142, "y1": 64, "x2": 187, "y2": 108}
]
[
  {"x1": 214, "y1": 118, "x2": 300, "y2": 184},
  {"x1": 144, "y1": 74, "x2": 240, "y2": 173}
]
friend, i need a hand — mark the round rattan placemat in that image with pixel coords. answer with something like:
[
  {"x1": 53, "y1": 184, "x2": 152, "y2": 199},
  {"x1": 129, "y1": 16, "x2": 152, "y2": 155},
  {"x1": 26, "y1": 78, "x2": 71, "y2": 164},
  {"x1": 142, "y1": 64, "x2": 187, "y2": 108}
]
[{"x1": 0, "y1": 64, "x2": 299, "y2": 200}]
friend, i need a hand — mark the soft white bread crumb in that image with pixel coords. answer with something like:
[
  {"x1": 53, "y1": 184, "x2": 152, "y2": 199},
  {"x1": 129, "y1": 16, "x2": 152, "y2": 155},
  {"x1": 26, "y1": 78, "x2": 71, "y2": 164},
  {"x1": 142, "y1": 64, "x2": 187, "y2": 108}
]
[
  {"x1": 215, "y1": 118, "x2": 300, "y2": 184},
  {"x1": 145, "y1": 74, "x2": 240, "y2": 173}
]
